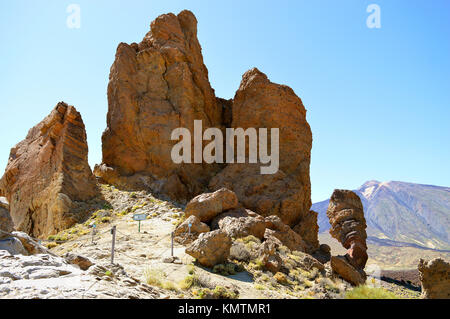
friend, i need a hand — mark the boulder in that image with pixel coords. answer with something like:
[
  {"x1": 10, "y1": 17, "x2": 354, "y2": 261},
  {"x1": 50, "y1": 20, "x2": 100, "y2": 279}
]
[
  {"x1": 0, "y1": 198, "x2": 14, "y2": 238},
  {"x1": 289, "y1": 251, "x2": 325, "y2": 272},
  {"x1": 264, "y1": 216, "x2": 307, "y2": 252},
  {"x1": 210, "y1": 207, "x2": 258, "y2": 230},
  {"x1": 312, "y1": 244, "x2": 331, "y2": 264},
  {"x1": 185, "y1": 230, "x2": 232, "y2": 268},
  {"x1": 258, "y1": 236, "x2": 283, "y2": 274},
  {"x1": 330, "y1": 255, "x2": 366, "y2": 286},
  {"x1": 0, "y1": 102, "x2": 99, "y2": 238},
  {"x1": 218, "y1": 215, "x2": 266, "y2": 240},
  {"x1": 174, "y1": 215, "x2": 210, "y2": 243},
  {"x1": 64, "y1": 253, "x2": 94, "y2": 271},
  {"x1": 95, "y1": 10, "x2": 223, "y2": 202},
  {"x1": 11, "y1": 231, "x2": 52, "y2": 255},
  {"x1": 184, "y1": 188, "x2": 238, "y2": 222},
  {"x1": 229, "y1": 241, "x2": 253, "y2": 262},
  {"x1": 209, "y1": 68, "x2": 317, "y2": 251},
  {"x1": 326, "y1": 189, "x2": 368, "y2": 270},
  {"x1": 418, "y1": 258, "x2": 450, "y2": 299},
  {"x1": 0, "y1": 237, "x2": 28, "y2": 255}
]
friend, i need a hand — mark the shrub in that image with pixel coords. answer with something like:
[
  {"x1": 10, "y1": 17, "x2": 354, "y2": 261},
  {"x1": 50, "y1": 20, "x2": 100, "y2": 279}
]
[
  {"x1": 46, "y1": 242, "x2": 58, "y2": 249},
  {"x1": 144, "y1": 268, "x2": 165, "y2": 286},
  {"x1": 274, "y1": 272, "x2": 289, "y2": 285},
  {"x1": 193, "y1": 287, "x2": 238, "y2": 299},
  {"x1": 345, "y1": 285, "x2": 400, "y2": 299}
]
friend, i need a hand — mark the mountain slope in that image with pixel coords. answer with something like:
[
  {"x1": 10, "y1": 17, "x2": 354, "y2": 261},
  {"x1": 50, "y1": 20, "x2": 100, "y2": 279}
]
[{"x1": 313, "y1": 181, "x2": 450, "y2": 250}]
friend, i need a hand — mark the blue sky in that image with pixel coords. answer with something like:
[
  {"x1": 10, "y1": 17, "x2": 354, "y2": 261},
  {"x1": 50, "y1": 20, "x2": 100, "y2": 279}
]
[{"x1": 0, "y1": 0, "x2": 449, "y2": 202}]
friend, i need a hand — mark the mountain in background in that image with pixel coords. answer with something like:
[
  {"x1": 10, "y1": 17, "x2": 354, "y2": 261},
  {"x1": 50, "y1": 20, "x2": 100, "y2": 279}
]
[{"x1": 313, "y1": 181, "x2": 450, "y2": 250}]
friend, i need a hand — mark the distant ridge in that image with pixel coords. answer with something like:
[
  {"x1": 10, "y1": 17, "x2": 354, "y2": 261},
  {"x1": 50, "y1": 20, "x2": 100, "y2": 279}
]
[{"x1": 313, "y1": 180, "x2": 450, "y2": 250}]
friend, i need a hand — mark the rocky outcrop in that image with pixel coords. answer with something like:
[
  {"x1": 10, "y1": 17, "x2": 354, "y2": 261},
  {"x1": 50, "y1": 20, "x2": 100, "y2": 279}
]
[
  {"x1": 218, "y1": 215, "x2": 266, "y2": 240},
  {"x1": 64, "y1": 253, "x2": 93, "y2": 271},
  {"x1": 0, "y1": 251, "x2": 160, "y2": 299},
  {"x1": 312, "y1": 244, "x2": 331, "y2": 264},
  {"x1": 0, "y1": 230, "x2": 53, "y2": 256},
  {"x1": 174, "y1": 215, "x2": 210, "y2": 244},
  {"x1": 210, "y1": 207, "x2": 259, "y2": 230},
  {"x1": 327, "y1": 189, "x2": 368, "y2": 268},
  {"x1": 184, "y1": 188, "x2": 238, "y2": 222},
  {"x1": 0, "y1": 198, "x2": 14, "y2": 236},
  {"x1": 185, "y1": 230, "x2": 232, "y2": 267},
  {"x1": 209, "y1": 68, "x2": 317, "y2": 251},
  {"x1": 326, "y1": 189, "x2": 368, "y2": 285},
  {"x1": 264, "y1": 215, "x2": 307, "y2": 252},
  {"x1": 94, "y1": 10, "x2": 319, "y2": 249},
  {"x1": 330, "y1": 256, "x2": 366, "y2": 286},
  {"x1": 0, "y1": 103, "x2": 99, "y2": 238},
  {"x1": 95, "y1": 10, "x2": 223, "y2": 202},
  {"x1": 418, "y1": 258, "x2": 450, "y2": 299}
]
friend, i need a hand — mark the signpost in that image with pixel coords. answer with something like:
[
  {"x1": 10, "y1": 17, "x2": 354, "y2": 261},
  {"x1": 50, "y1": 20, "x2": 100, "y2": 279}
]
[{"x1": 132, "y1": 213, "x2": 147, "y2": 233}]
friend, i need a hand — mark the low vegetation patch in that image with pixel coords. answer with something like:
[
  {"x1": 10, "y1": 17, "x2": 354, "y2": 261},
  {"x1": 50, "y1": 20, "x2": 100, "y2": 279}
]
[{"x1": 345, "y1": 285, "x2": 400, "y2": 299}]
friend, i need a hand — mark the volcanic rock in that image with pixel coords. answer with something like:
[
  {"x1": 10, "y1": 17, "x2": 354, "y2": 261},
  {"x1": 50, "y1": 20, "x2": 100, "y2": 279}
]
[
  {"x1": 210, "y1": 207, "x2": 259, "y2": 230},
  {"x1": 64, "y1": 253, "x2": 94, "y2": 271},
  {"x1": 185, "y1": 229, "x2": 232, "y2": 268},
  {"x1": 174, "y1": 215, "x2": 210, "y2": 244},
  {"x1": 218, "y1": 215, "x2": 266, "y2": 240},
  {"x1": 418, "y1": 258, "x2": 450, "y2": 299},
  {"x1": 0, "y1": 102, "x2": 99, "y2": 238},
  {"x1": 95, "y1": 10, "x2": 223, "y2": 202},
  {"x1": 0, "y1": 198, "x2": 14, "y2": 237},
  {"x1": 264, "y1": 215, "x2": 307, "y2": 252},
  {"x1": 184, "y1": 188, "x2": 238, "y2": 222},
  {"x1": 209, "y1": 68, "x2": 317, "y2": 250},
  {"x1": 330, "y1": 255, "x2": 366, "y2": 286},
  {"x1": 326, "y1": 189, "x2": 368, "y2": 270}
]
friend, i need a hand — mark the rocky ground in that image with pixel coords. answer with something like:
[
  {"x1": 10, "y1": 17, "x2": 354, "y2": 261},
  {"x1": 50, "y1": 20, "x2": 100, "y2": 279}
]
[{"x1": 0, "y1": 184, "x2": 421, "y2": 299}]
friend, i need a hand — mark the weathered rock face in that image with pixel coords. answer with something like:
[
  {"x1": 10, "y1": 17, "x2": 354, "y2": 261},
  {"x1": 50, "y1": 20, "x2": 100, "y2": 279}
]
[
  {"x1": 326, "y1": 189, "x2": 368, "y2": 270},
  {"x1": 0, "y1": 102, "x2": 98, "y2": 238},
  {"x1": 96, "y1": 10, "x2": 318, "y2": 249},
  {"x1": 209, "y1": 68, "x2": 317, "y2": 250},
  {"x1": 330, "y1": 256, "x2": 366, "y2": 286},
  {"x1": 0, "y1": 198, "x2": 14, "y2": 237},
  {"x1": 174, "y1": 215, "x2": 210, "y2": 244},
  {"x1": 64, "y1": 253, "x2": 93, "y2": 271},
  {"x1": 210, "y1": 207, "x2": 259, "y2": 230},
  {"x1": 418, "y1": 258, "x2": 450, "y2": 299},
  {"x1": 264, "y1": 215, "x2": 307, "y2": 252},
  {"x1": 185, "y1": 230, "x2": 232, "y2": 267},
  {"x1": 95, "y1": 10, "x2": 223, "y2": 202},
  {"x1": 184, "y1": 188, "x2": 238, "y2": 222},
  {"x1": 218, "y1": 215, "x2": 266, "y2": 240}
]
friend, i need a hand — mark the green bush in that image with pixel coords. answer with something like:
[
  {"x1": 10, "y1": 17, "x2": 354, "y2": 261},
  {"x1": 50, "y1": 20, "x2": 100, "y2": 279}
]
[{"x1": 345, "y1": 285, "x2": 400, "y2": 299}]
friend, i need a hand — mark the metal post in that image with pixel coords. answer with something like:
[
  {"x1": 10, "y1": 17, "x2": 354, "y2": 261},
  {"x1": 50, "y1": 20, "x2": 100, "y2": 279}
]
[
  {"x1": 138, "y1": 220, "x2": 141, "y2": 233},
  {"x1": 171, "y1": 232, "x2": 174, "y2": 257},
  {"x1": 91, "y1": 224, "x2": 96, "y2": 244},
  {"x1": 111, "y1": 226, "x2": 116, "y2": 264}
]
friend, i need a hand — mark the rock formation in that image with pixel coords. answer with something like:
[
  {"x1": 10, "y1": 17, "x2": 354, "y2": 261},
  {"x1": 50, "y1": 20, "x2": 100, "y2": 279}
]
[
  {"x1": 0, "y1": 102, "x2": 99, "y2": 238},
  {"x1": 174, "y1": 215, "x2": 210, "y2": 244},
  {"x1": 326, "y1": 189, "x2": 368, "y2": 285},
  {"x1": 264, "y1": 215, "x2": 308, "y2": 252},
  {"x1": 185, "y1": 230, "x2": 232, "y2": 267},
  {"x1": 95, "y1": 10, "x2": 224, "y2": 202},
  {"x1": 0, "y1": 197, "x2": 14, "y2": 236},
  {"x1": 209, "y1": 68, "x2": 318, "y2": 252},
  {"x1": 184, "y1": 188, "x2": 238, "y2": 222},
  {"x1": 418, "y1": 258, "x2": 450, "y2": 299},
  {"x1": 95, "y1": 10, "x2": 319, "y2": 252},
  {"x1": 218, "y1": 215, "x2": 266, "y2": 240}
]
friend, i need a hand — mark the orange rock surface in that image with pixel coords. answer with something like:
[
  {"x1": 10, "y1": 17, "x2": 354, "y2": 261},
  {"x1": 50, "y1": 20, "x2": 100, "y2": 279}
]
[{"x1": 0, "y1": 102, "x2": 98, "y2": 238}]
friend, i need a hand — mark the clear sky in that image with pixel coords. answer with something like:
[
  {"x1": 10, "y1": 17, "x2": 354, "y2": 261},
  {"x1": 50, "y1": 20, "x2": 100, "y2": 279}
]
[{"x1": 0, "y1": 0, "x2": 449, "y2": 203}]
